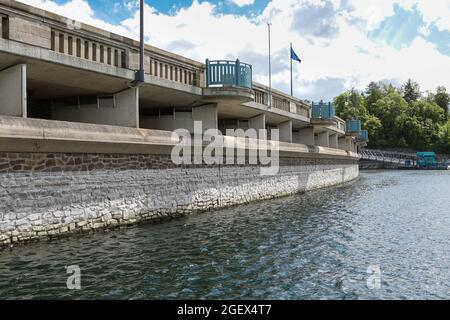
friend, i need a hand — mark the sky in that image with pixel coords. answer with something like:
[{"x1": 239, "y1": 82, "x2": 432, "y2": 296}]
[{"x1": 17, "y1": 0, "x2": 450, "y2": 102}]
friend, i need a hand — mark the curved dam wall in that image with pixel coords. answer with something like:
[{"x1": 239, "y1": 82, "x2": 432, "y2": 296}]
[{"x1": 0, "y1": 117, "x2": 359, "y2": 247}]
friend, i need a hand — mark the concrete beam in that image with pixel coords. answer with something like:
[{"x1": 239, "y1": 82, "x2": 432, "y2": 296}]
[
  {"x1": 329, "y1": 133, "x2": 338, "y2": 149},
  {"x1": 192, "y1": 104, "x2": 218, "y2": 131},
  {"x1": 248, "y1": 114, "x2": 266, "y2": 139},
  {"x1": 51, "y1": 87, "x2": 139, "y2": 128},
  {"x1": 0, "y1": 64, "x2": 27, "y2": 117},
  {"x1": 294, "y1": 127, "x2": 314, "y2": 145},
  {"x1": 316, "y1": 131, "x2": 329, "y2": 148},
  {"x1": 278, "y1": 120, "x2": 292, "y2": 143}
]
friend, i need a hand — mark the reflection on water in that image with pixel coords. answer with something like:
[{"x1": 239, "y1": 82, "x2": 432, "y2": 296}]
[{"x1": 1, "y1": 170, "x2": 450, "y2": 299}]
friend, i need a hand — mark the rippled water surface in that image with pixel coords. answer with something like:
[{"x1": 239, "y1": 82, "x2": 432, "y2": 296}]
[{"x1": 1, "y1": 170, "x2": 450, "y2": 299}]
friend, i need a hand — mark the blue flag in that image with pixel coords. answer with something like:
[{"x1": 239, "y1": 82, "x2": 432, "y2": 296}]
[{"x1": 291, "y1": 47, "x2": 302, "y2": 63}]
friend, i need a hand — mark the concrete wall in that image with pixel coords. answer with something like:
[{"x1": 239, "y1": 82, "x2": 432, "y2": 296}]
[
  {"x1": 294, "y1": 127, "x2": 314, "y2": 145},
  {"x1": 141, "y1": 112, "x2": 194, "y2": 132},
  {"x1": 316, "y1": 131, "x2": 329, "y2": 148},
  {"x1": 140, "y1": 104, "x2": 218, "y2": 133},
  {"x1": 8, "y1": 15, "x2": 51, "y2": 49},
  {"x1": 0, "y1": 64, "x2": 27, "y2": 117},
  {"x1": 51, "y1": 88, "x2": 139, "y2": 128},
  {"x1": 0, "y1": 152, "x2": 358, "y2": 247}
]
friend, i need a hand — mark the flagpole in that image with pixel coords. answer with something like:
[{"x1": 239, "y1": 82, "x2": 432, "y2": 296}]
[
  {"x1": 267, "y1": 22, "x2": 272, "y2": 108},
  {"x1": 290, "y1": 43, "x2": 293, "y2": 96}
]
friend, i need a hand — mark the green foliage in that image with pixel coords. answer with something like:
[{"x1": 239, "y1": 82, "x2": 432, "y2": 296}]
[
  {"x1": 434, "y1": 86, "x2": 450, "y2": 120},
  {"x1": 402, "y1": 79, "x2": 421, "y2": 103},
  {"x1": 334, "y1": 80, "x2": 450, "y2": 153}
]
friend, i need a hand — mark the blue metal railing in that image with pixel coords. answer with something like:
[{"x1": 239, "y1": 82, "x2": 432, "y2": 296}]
[
  {"x1": 346, "y1": 120, "x2": 362, "y2": 133},
  {"x1": 358, "y1": 130, "x2": 369, "y2": 141},
  {"x1": 205, "y1": 59, "x2": 252, "y2": 89},
  {"x1": 311, "y1": 102, "x2": 335, "y2": 119}
]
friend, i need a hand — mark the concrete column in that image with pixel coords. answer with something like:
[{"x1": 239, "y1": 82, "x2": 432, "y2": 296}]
[
  {"x1": 117, "y1": 49, "x2": 122, "y2": 68},
  {"x1": 278, "y1": 120, "x2": 292, "y2": 143},
  {"x1": 63, "y1": 33, "x2": 68, "y2": 54},
  {"x1": 86, "y1": 42, "x2": 92, "y2": 61},
  {"x1": 316, "y1": 131, "x2": 329, "y2": 147},
  {"x1": 115, "y1": 88, "x2": 139, "y2": 128},
  {"x1": 249, "y1": 114, "x2": 266, "y2": 139},
  {"x1": 80, "y1": 41, "x2": 85, "y2": 59},
  {"x1": 338, "y1": 137, "x2": 349, "y2": 151},
  {"x1": 54, "y1": 31, "x2": 60, "y2": 52},
  {"x1": 329, "y1": 133, "x2": 338, "y2": 149},
  {"x1": 51, "y1": 88, "x2": 139, "y2": 128},
  {"x1": 192, "y1": 104, "x2": 218, "y2": 131},
  {"x1": 0, "y1": 64, "x2": 27, "y2": 117},
  {"x1": 94, "y1": 43, "x2": 100, "y2": 62},
  {"x1": 294, "y1": 127, "x2": 314, "y2": 145}
]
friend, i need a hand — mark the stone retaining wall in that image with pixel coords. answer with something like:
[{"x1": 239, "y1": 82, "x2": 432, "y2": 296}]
[{"x1": 0, "y1": 152, "x2": 359, "y2": 247}]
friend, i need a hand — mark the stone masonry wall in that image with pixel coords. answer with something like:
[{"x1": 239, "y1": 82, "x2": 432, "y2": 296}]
[{"x1": 0, "y1": 152, "x2": 359, "y2": 247}]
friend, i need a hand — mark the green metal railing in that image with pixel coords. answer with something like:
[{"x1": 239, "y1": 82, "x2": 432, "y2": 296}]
[
  {"x1": 205, "y1": 59, "x2": 252, "y2": 89},
  {"x1": 346, "y1": 120, "x2": 362, "y2": 133},
  {"x1": 311, "y1": 102, "x2": 335, "y2": 119},
  {"x1": 358, "y1": 130, "x2": 369, "y2": 141}
]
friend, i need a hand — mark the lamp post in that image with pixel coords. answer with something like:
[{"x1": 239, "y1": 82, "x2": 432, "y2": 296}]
[
  {"x1": 267, "y1": 22, "x2": 272, "y2": 108},
  {"x1": 134, "y1": 0, "x2": 145, "y2": 85}
]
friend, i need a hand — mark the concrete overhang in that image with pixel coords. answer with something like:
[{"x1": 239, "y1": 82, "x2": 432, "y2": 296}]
[
  {"x1": 239, "y1": 101, "x2": 310, "y2": 129},
  {"x1": 0, "y1": 39, "x2": 203, "y2": 108}
]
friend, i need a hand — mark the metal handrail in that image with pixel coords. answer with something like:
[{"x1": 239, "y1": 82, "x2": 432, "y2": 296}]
[
  {"x1": 205, "y1": 59, "x2": 252, "y2": 89},
  {"x1": 311, "y1": 102, "x2": 335, "y2": 119}
]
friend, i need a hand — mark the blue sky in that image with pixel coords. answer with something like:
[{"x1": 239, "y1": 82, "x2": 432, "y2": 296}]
[{"x1": 19, "y1": 0, "x2": 450, "y2": 101}]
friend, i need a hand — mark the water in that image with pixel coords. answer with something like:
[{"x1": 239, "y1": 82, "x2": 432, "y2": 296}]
[{"x1": 1, "y1": 170, "x2": 450, "y2": 300}]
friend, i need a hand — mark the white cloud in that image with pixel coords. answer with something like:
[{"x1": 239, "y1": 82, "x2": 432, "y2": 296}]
[
  {"x1": 14, "y1": 0, "x2": 450, "y2": 101},
  {"x1": 229, "y1": 0, "x2": 255, "y2": 7}
]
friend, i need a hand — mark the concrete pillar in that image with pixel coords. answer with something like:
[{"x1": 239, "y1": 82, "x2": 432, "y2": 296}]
[
  {"x1": 54, "y1": 31, "x2": 60, "y2": 52},
  {"x1": 63, "y1": 33, "x2": 68, "y2": 54},
  {"x1": 117, "y1": 49, "x2": 122, "y2": 68},
  {"x1": 249, "y1": 114, "x2": 266, "y2": 139},
  {"x1": 294, "y1": 127, "x2": 314, "y2": 145},
  {"x1": 278, "y1": 120, "x2": 292, "y2": 143},
  {"x1": 52, "y1": 88, "x2": 139, "y2": 128},
  {"x1": 316, "y1": 131, "x2": 329, "y2": 147},
  {"x1": 338, "y1": 137, "x2": 349, "y2": 151},
  {"x1": 329, "y1": 133, "x2": 338, "y2": 149},
  {"x1": 115, "y1": 88, "x2": 139, "y2": 128},
  {"x1": 192, "y1": 104, "x2": 218, "y2": 131},
  {"x1": 86, "y1": 42, "x2": 92, "y2": 60},
  {"x1": 0, "y1": 64, "x2": 27, "y2": 117}
]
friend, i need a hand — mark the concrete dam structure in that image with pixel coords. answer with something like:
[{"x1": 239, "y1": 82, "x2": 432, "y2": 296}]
[{"x1": 0, "y1": 0, "x2": 368, "y2": 247}]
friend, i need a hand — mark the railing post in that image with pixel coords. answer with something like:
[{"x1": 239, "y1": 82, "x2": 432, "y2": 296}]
[
  {"x1": 235, "y1": 59, "x2": 240, "y2": 87},
  {"x1": 205, "y1": 59, "x2": 210, "y2": 87}
]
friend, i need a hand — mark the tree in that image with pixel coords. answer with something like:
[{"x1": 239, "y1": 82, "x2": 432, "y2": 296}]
[
  {"x1": 364, "y1": 82, "x2": 383, "y2": 114},
  {"x1": 334, "y1": 88, "x2": 367, "y2": 120},
  {"x1": 371, "y1": 91, "x2": 408, "y2": 147},
  {"x1": 402, "y1": 79, "x2": 421, "y2": 103},
  {"x1": 434, "y1": 86, "x2": 450, "y2": 120}
]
